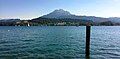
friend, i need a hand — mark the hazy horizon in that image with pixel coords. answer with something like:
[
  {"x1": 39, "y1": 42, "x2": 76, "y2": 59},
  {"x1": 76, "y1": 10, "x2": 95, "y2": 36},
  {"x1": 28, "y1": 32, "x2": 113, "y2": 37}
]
[{"x1": 0, "y1": 0, "x2": 120, "y2": 19}]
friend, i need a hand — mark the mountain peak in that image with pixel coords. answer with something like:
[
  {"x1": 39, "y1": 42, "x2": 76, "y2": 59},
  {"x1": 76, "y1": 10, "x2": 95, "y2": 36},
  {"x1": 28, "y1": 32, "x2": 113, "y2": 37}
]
[
  {"x1": 53, "y1": 9, "x2": 71, "y2": 14},
  {"x1": 42, "y1": 9, "x2": 72, "y2": 18},
  {"x1": 54, "y1": 9, "x2": 66, "y2": 12}
]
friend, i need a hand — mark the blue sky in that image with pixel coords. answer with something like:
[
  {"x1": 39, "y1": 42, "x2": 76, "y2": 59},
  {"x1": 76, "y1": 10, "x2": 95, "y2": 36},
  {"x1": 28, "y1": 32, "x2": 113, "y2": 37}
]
[{"x1": 0, "y1": 0, "x2": 120, "y2": 20}]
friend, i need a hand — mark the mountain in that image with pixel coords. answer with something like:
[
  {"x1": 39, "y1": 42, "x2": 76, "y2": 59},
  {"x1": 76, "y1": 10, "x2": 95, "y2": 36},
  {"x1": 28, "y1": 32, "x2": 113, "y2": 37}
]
[
  {"x1": 33, "y1": 9, "x2": 92, "y2": 24},
  {"x1": 108, "y1": 17, "x2": 120, "y2": 23},
  {"x1": 0, "y1": 19, "x2": 20, "y2": 22},
  {"x1": 1, "y1": 9, "x2": 120, "y2": 26},
  {"x1": 0, "y1": 19, "x2": 21, "y2": 26},
  {"x1": 42, "y1": 9, "x2": 72, "y2": 18},
  {"x1": 41, "y1": 9, "x2": 109, "y2": 23}
]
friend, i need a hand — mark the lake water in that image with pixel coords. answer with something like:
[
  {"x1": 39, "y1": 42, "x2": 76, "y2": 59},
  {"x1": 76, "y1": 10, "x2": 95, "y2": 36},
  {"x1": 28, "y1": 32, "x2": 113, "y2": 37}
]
[{"x1": 0, "y1": 26, "x2": 120, "y2": 59}]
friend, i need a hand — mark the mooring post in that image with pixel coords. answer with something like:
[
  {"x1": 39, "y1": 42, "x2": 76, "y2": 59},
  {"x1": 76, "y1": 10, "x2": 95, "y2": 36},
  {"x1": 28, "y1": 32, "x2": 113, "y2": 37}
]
[{"x1": 85, "y1": 25, "x2": 91, "y2": 58}]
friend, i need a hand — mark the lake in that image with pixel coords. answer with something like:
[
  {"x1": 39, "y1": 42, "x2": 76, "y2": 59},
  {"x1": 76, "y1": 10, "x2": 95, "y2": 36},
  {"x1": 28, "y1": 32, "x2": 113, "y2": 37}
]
[{"x1": 0, "y1": 26, "x2": 120, "y2": 59}]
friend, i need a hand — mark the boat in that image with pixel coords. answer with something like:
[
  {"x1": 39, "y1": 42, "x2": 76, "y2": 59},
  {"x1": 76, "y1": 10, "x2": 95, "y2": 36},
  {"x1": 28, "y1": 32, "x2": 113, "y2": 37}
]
[{"x1": 28, "y1": 23, "x2": 30, "y2": 26}]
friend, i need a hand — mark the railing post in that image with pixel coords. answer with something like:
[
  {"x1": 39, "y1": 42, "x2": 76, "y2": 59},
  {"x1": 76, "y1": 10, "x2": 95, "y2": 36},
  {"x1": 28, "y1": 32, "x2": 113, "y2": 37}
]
[{"x1": 86, "y1": 25, "x2": 91, "y2": 58}]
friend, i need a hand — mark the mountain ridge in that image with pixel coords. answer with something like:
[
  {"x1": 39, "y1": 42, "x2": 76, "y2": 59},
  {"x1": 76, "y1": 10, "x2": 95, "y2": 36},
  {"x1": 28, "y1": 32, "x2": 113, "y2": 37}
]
[
  {"x1": 0, "y1": 9, "x2": 120, "y2": 26},
  {"x1": 41, "y1": 9, "x2": 116, "y2": 23}
]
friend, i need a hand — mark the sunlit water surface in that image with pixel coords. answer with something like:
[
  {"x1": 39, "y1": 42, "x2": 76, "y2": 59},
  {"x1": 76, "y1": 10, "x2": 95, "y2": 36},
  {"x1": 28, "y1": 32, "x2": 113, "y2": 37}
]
[{"x1": 0, "y1": 26, "x2": 120, "y2": 59}]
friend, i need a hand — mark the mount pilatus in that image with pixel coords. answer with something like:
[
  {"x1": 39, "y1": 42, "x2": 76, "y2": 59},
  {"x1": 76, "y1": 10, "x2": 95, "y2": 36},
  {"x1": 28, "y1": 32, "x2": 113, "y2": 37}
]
[
  {"x1": 41, "y1": 9, "x2": 109, "y2": 23},
  {"x1": 42, "y1": 9, "x2": 72, "y2": 18}
]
